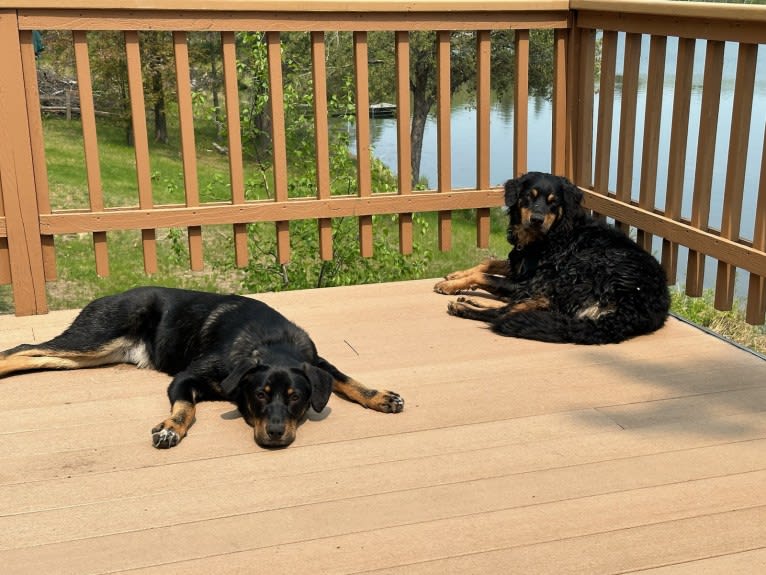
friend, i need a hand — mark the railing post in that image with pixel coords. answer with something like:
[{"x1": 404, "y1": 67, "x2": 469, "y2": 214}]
[{"x1": 0, "y1": 10, "x2": 47, "y2": 315}]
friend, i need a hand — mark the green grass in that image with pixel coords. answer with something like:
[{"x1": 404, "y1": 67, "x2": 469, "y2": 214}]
[
  {"x1": 670, "y1": 288, "x2": 766, "y2": 355},
  {"x1": 43, "y1": 118, "x2": 266, "y2": 209}
]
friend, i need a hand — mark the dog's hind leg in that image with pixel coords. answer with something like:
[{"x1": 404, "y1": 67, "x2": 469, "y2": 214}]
[
  {"x1": 447, "y1": 300, "x2": 508, "y2": 322},
  {"x1": 0, "y1": 337, "x2": 150, "y2": 378},
  {"x1": 151, "y1": 371, "x2": 198, "y2": 448},
  {"x1": 448, "y1": 296, "x2": 551, "y2": 324},
  {"x1": 314, "y1": 357, "x2": 404, "y2": 414}
]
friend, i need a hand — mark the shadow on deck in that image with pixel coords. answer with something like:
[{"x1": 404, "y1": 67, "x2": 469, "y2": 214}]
[{"x1": 1, "y1": 279, "x2": 765, "y2": 574}]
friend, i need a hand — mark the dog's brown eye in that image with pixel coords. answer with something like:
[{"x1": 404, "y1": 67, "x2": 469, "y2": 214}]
[
  {"x1": 289, "y1": 393, "x2": 301, "y2": 403},
  {"x1": 255, "y1": 391, "x2": 267, "y2": 401}
]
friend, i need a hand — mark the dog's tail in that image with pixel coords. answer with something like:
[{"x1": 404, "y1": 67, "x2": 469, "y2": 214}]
[{"x1": 490, "y1": 309, "x2": 666, "y2": 345}]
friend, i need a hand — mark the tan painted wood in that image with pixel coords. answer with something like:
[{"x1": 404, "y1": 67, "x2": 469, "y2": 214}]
[
  {"x1": 576, "y1": 8, "x2": 766, "y2": 44},
  {"x1": 746, "y1": 122, "x2": 766, "y2": 325},
  {"x1": 1, "y1": 280, "x2": 764, "y2": 573},
  {"x1": 0, "y1": 10, "x2": 47, "y2": 313},
  {"x1": 311, "y1": 31, "x2": 333, "y2": 261},
  {"x1": 615, "y1": 32, "x2": 641, "y2": 233},
  {"x1": 221, "y1": 31, "x2": 249, "y2": 268},
  {"x1": 354, "y1": 31, "x2": 374, "y2": 258},
  {"x1": 173, "y1": 31, "x2": 204, "y2": 272},
  {"x1": 4, "y1": 444, "x2": 766, "y2": 551},
  {"x1": 636, "y1": 35, "x2": 666, "y2": 252},
  {"x1": 714, "y1": 43, "x2": 757, "y2": 312},
  {"x1": 686, "y1": 40, "x2": 724, "y2": 297},
  {"x1": 593, "y1": 29, "x2": 617, "y2": 218},
  {"x1": 475, "y1": 30, "x2": 491, "y2": 248},
  {"x1": 37, "y1": 190, "x2": 504, "y2": 232},
  {"x1": 436, "y1": 30, "x2": 452, "y2": 252},
  {"x1": 354, "y1": 507, "x2": 766, "y2": 574},
  {"x1": 266, "y1": 31, "x2": 291, "y2": 265},
  {"x1": 19, "y1": 30, "x2": 56, "y2": 281},
  {"x1": 661, "y1": 37, "x2": 695, "y2": 285},
  {"x1": 9, "y1": 475, "x2": 763, "y2": 574},
  {"x1": 125, "y1": 30, "x2": 158, "y2": 274},
  {"x1": 0, "y1": 18, "x2": 47, "y2": 314},
  {"x1": 572, "y1": 0, "x2": 766, "y2": 22},
  {"x1": 6, "y1": 0, "x2": 572, "y2": 12},
  {"x1": 569, "y1": 26, "x2": 594, "y2": 185},
  {"x1": 514, "y1": 29, "x2": 529, "y2": 176},
  {"x1": 581, "y1": 191, "x2": 766, "y2": 278},
  {"x1": 17, "y1": 9, "x2": 570, "y2": 33},
  {"x1": 73, "y1": 29, "x2": 110, "y2": 277},
  {"x1": 394, "y1": 31, "x2": 413, "y2": 255},
  {"x1": 551, "y1": 28, "x2": 567, "y2": 175}
]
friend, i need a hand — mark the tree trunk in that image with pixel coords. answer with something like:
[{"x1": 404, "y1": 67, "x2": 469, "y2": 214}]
[
  {"x1": 209, "y1": 33, "x2": 222, "y2": 138},
  {"x1": 152, "y1": 70, "x2": 168, "y2": 144},
  {"x1": 410, "y1": 89, "x2": 434, "y2": 188}
]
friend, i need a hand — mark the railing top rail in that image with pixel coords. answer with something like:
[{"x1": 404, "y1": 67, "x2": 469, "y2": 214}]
[
  {"x1": 572, "y1": 0, "x2": 766, "y2": 23},
  {"x1": 0, "y1": 0, "x2": 569, "y2": 11},
  {"x1": 3, "y1": 0, "x2": 765, "y2": 20}
]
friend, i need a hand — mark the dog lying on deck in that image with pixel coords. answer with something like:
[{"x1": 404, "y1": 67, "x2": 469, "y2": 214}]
[
  {"x1": 0, "y1": 287, "x2": 404, "y2": 448},
  {"x1": 434, "y1": 172, "x2": 670, "y2": 344}
]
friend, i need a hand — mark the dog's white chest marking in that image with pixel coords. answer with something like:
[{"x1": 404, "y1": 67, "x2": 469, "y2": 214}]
[{"x1": 577, "y1": 303, "x2": 615, "y2": 320}]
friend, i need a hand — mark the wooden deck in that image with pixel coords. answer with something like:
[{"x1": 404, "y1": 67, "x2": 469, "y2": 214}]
[{"x1": 1, "y1": 278, "x2": 765, "y2": 574}]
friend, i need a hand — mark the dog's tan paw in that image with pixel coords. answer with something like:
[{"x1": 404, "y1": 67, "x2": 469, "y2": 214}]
[
  {"x1": 447, "y1": 300, "x2": 468, "y2": 317},
  {"x1": 373, "y1": 390, "x2": 404, "y2": 413},
  {"x1": 151, "y1": 420, "x2": 185, "y2": 449},
  {"x1": 434, "y1": 279, "x2": 463, "y2": 295}
]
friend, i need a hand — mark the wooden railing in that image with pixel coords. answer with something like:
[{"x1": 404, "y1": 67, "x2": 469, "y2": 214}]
[
  {"x1": 570, "y1": 0, "x2": 766, "y2": 324},
  {"x1": 0, "y1": 0, "x2": 764, "y2": 324}
]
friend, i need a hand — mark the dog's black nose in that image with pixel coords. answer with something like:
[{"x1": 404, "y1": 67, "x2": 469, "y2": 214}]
[
  {"x1": 267, "y1": 421, "x2": 285, "y2": 439},
  {"x1": 530, "y1": 213, "x2": 545, "y2": 225}
]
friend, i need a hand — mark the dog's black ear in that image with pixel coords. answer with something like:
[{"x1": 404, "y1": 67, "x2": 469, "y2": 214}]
[
  {"x1": 504, "y1": 177, "x2": 522, "y2": 207},
  {"x1": 220, "y1": 355, "x2": 260, "y2": 396},
  {"x1": 302, "y1": 363, "x2": 333, "y2": 412},
  {"x1": 557, "y1": 175, "x2": 583, "y2": 206}
]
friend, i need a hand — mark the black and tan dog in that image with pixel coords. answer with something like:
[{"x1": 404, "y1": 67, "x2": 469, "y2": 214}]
[
  {"x1": 435, "y1": 172, "x2": 670, "y2": 344},
  {"x1": 0, "y1": 287, "x2": 403, "y2": 448}
]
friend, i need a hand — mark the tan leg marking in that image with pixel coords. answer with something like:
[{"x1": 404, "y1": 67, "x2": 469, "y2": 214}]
[
  {"x1": 0, "y1": 338, "x2": 151, "y2": 378},
  {"x1": 151, "y1": 400, "x2": 196, "y2": 449},
  {"x1": 333, "y1": 377, "x2": 404, "y2": 413},
  {"x1": 507, "y1": 296, "x2": 551, "y2": 314},
  {"x1": 455, "y1": 296, "x2": 507, "y2": 309}
]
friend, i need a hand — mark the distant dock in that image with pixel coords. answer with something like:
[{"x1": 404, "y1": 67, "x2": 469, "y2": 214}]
[{"x1": 369, "y1": 103, "x2": 396, "y2": 118}]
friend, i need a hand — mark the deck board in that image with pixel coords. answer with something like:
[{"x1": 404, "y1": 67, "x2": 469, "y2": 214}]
[{"x1": 1, "y1": 279, "x2": 764, "y2": 574}]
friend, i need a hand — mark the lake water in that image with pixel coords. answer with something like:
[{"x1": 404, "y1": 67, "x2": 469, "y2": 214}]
[{"x1": 362, "y1": 37, "x2": 766, "y2": 296}]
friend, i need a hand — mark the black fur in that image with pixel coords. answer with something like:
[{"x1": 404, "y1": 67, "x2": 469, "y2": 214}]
[
  {"x1": 434, "y1": 172, "x2": 670, "y2": 344},
  {"x1": 0, "y1": 287, "x2": 403, "y2": 448}
]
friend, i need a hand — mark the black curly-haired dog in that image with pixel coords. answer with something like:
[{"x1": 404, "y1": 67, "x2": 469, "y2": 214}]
[
  {"x1": 434, "y1": 172, "x2": 670, "y2": 344},
  {"x1": 0, "y1": 287, "x2": 404, "y2": 448}
]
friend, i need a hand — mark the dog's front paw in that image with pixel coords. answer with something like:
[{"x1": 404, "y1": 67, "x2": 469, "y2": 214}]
[
  {"x1": 374, "y1": 390, "x2": 405, "y2": 413},
  {"x1": 434, "y1": 279, "x2": 464, "y2": 295},
  {"x1": 447, "y1": 300, "x2": 468, "y2": 317},
  {"x1": 151, "y1": 421, "x2": 184, "y2": 449}
]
